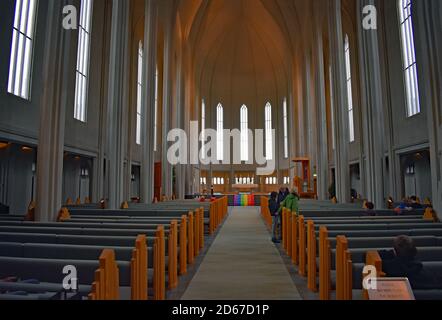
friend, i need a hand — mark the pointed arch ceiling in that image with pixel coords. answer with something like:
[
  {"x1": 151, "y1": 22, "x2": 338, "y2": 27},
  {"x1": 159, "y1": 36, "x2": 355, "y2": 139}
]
[{"x1": 177, "y1": 0, "x2": 307, "y2": 118}]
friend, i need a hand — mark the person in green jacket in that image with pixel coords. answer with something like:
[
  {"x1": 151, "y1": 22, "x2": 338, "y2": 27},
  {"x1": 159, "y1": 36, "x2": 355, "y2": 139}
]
[{"x1": 279, "y1": 188, "x2": 300, "y2": 215}]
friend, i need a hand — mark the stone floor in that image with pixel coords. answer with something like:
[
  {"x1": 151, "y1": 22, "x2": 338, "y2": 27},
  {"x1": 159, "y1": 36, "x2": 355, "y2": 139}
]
[{"x1": 181, "y1": 207, "x2": 302, "y2": 300}]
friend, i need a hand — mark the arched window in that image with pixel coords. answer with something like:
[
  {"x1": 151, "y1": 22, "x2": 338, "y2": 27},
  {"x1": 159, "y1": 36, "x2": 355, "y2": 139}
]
[
  {"x1": 329, "y1": 65, "x2": 336, "y2": 150},
  {"x1": 217, "y1": 104, "x2": 224, "y2": 161},
  {"x1": 201, "y1": 99, "x2": 206, "y2": 159},
  {"x1": 344, "y1": 35, "x2": 355, "y2": 142},
  {"x1": 240, "y1": 105, "x2": 249, "y2": 161},
  {"x1": 8, "y1": 0, "x2": 38, "y2": 100},
  {"x1": 136, "y1": 41, "x2": 143, "y2": 145},
  {"x1": 265, "y1": 103, "x2": 273, "y2": 160},
  {"x1": 398, "y1": 0, "x2": 420, "y2": 117},
  {"x1": 154, "y1": 67, "x2": 159, "y2": 151},
  {"x1": 283, "y1": 98, "x2": 289, "y2": 159},
  {"x1": 74, "y1": 0, "x2": 94, "y2": 122}
]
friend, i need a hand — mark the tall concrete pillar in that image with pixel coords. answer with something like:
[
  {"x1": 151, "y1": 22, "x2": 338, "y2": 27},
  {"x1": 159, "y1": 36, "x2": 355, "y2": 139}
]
[
  {"x1": 140, "y1": 0, "x2": 158, "y2": 204},
  {"x1": 105, "y1": 0, "x2": 130, "y2": 209},
  {"x1": 328, "y1": 0, "x2": 351, "y2": 203},
  {"x1": 35, "y1": 0, "x2": 73, "y2": 222},
  {"x1": 313, "y1": 5, "x2": 330, "y2": 200},
  {"x1": 161, "y1": 4, "x2": 174, "y2": 198},
  {"x1": 356, "y1": 0, "x2": 387, "y2": 208},
  {"x1": 413, "y1": 0, "x2": 442, "y2": 215}
]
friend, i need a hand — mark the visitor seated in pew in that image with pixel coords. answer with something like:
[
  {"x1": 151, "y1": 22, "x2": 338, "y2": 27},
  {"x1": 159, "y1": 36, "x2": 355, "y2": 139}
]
[
  {"x1": 269, "y1": 192, "x2": 281, "y2": 244},
  {"x1": 364, "y1": 202, "x2": 377, "y2": 216},
  {"x1": 409, "y1": 196, "x2": 424, "y2": 210},
  {"x1": 394, "y1": 199, "x2": 413, "y2": 215},
  {"x1": 378, "y1": 236, "x2": 439, "y2": 289},
  {"x1": 278, "y1": 188, "x2": 300, "y2": 215}
]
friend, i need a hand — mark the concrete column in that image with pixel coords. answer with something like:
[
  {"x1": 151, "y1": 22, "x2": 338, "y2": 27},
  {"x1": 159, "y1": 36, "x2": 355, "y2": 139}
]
[
  {"x1": 140, "y1": 0, "x2": 158, "y2": 204},
  {"x1": 413, "y1": 0, "x2": 442, "y2": 215},
  {"x1": 356, "y1": 0, "x2": 387, "y2": 208},
  {"x1": 328, "y1": 0, "x2": 351, "y2": 203},
  {"x1": 313, "y1": 6, "x2": 330, "y2": 200},
  {"x1": 105, "y1": 0, "x2": 130, "y2": 209},
  {"x1": 35, "y1": 0, "x2": 73, "y2": 222},
  {"x1": 161, "y1": 4, "x2": 174, "y2": 198},
  {"x1": 175, "y1": 48, "x2": 186, "y2": 199}
]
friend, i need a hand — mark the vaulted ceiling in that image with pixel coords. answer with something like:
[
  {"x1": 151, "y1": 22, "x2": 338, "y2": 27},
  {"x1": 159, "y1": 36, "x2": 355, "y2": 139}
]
[{"x1": 175, "y1": 0, "x2": 317, "y2": 124}]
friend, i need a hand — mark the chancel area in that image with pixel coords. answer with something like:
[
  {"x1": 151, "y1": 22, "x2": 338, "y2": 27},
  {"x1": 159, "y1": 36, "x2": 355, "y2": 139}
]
[{"x1": 0, "y1": 0, "x2": 442, "y2": 302}]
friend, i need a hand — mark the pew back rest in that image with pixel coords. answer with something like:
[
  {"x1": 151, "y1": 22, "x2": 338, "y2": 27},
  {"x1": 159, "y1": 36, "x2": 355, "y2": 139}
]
[{"x1": 0, "y1": 256, "x2": 131, "y2": 286}]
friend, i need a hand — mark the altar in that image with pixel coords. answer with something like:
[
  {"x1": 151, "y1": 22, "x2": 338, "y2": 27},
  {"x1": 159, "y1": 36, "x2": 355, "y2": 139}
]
[{"x1": 231, "y1": 184, "x2": 259, "y2": 193}]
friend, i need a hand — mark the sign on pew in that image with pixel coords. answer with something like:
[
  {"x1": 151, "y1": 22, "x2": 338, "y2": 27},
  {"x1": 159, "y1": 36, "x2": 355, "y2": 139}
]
[{"x1": 367, "y1": 278, "x2": 416, "y2": 300}]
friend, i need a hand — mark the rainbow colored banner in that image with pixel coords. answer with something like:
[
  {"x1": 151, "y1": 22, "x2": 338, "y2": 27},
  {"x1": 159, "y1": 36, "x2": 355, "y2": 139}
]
[{"x1": 233, "y1": 195, "x2": 256, "y2": 206}]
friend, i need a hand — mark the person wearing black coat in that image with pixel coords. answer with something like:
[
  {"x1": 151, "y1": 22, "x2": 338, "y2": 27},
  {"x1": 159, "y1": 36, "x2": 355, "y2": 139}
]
[
  {"x1": 269, "y1": 192, "x2": 281, "y2": 243},
  {"x1": 378, "y1": 236, "x2": 437, "y2": 290}
]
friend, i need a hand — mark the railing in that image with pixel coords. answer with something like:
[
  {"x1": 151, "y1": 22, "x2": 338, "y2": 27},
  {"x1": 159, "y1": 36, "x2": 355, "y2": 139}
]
[{"x1": 209, "y1": 197, "x2": 228, "y2": 234}]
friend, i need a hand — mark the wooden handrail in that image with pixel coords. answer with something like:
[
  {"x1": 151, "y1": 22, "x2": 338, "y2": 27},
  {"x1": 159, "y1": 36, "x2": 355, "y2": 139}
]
[
  {"x1": 335, "y1": 236, "x2": 348, "y2": 300},
  {"x1": 168, "y1": 220, "x2": 178, "y2": 289},
  {"x1": 291, "y1": 213, "x2": 298, "y2": 265},
  {"x1": 319, "y1": 226, "x2": 331, "y2": 300},
  {"x1": 180, "y1": 215, "x2": 188, "y2": 275},
  {"x1": 199, "y1": 208, "x2": 205, "y2": 250},
  {"x1": 298, "y1": 216, "x2": 306, "y2": 277},
  {"x1": 287, "y1": 210, "x2": 292, "y2": 257},
  {"x1": 209, "y1": 203, "x2": 214, "y2": 234},
  {"x1": 131, "y1": 235, "x2": 147, "y2": 300},
  {"x1": 89, "y1": 249, "x2": 120, "y2": 300},
  {"x1": 344, "y1": 250, "x2": 353, "y2": 300},
  {"x1": 153, "y1": 226, "x2": 166, "y2": 300},
  {"x1": 282, "y1": 209, "x2": 286, "y2": 250},
  {"x1": 188, "y1": 212, "x2": 195, "y2": 264},
  {"x1": 194, "y1": 210, "x2": 200, "y2": 257},
  {"x1": 307, "y1": 220, "x2": 317, "y2": 292}
]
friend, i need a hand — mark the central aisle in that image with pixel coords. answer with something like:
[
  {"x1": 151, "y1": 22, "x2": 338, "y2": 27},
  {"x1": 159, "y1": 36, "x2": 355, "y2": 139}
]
[{"x1": 181, "y1": 207, "x2": 302, "y2": 300}]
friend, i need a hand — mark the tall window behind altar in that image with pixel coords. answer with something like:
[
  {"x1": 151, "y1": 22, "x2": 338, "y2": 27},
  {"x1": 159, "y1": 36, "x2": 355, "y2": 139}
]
[
  {"x1": 398, "y1": 0, "x2": 421, "y2": 117},
  {"x1": 283, "y1": 98, "x2": 289, "y2": 159},
  {"x1": 265, "y1": 103, "x2": 273, "y2": 161},
  {"x1": 240, "y1": 105, "x2": 249, "y2": 162},
  {"x1": 8, "y1": 0, "x2": 38, "y2": 100},
  {"x1": 201, "y1": 99, "x2": 206, "y2": 160},
  {"x1": 74, "y1": 0, "x2": 93, "y2": 122},
  {"x1": 216, "y1": 103, "x2": 224, "y2": 161},
  {"x1": 136, "y1": 41, "x2": 143, "y2": 145}
]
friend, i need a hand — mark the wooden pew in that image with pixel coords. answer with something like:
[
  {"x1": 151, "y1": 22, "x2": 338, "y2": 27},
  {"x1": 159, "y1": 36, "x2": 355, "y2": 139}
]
[
  {"x1": 362, "y1": 251, "x2": 384, "y2": 300},
  {"x1": 291, "y1": 212, "x2": 298, "y2": 265},
  {"x1": 131, "y1": 235, "x2": 148, "y2": 300},
  {"x1": 298, "y1": 216, "x2": 306, "y2": 277},
  {"x1": 319, "y1": 227, "x2": 331, "y2": 300},
  {"x1": 307, "y1": 220, "x2": 317, "y2": 292},
  {"x1": 335, "y1": 236, "x2": 352, "y2": 300},
  {"x1": 89, "y1": 249, "x2": 119, "y2": 300},
  {"x1": 260, "y1": 197, "x2": 272, "y2": 229},
  {"x1": 153, "y1": 226, "x2": 166, "y2": 300}
]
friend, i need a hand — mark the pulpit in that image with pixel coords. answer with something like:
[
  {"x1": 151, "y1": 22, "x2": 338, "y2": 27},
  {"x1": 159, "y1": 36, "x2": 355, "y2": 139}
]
[{"x1": 292, "y1": 157, "x2": 317, "y2": 199}]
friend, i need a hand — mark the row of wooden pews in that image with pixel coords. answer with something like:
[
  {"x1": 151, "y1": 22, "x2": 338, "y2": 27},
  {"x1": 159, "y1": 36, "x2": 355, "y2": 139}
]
[
  {"x1": 0, "y1": 197, "x2": 228, "y2": 300},
  {"x1": 260, "y1": 197, "x2": 442, "y2": 300}
]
